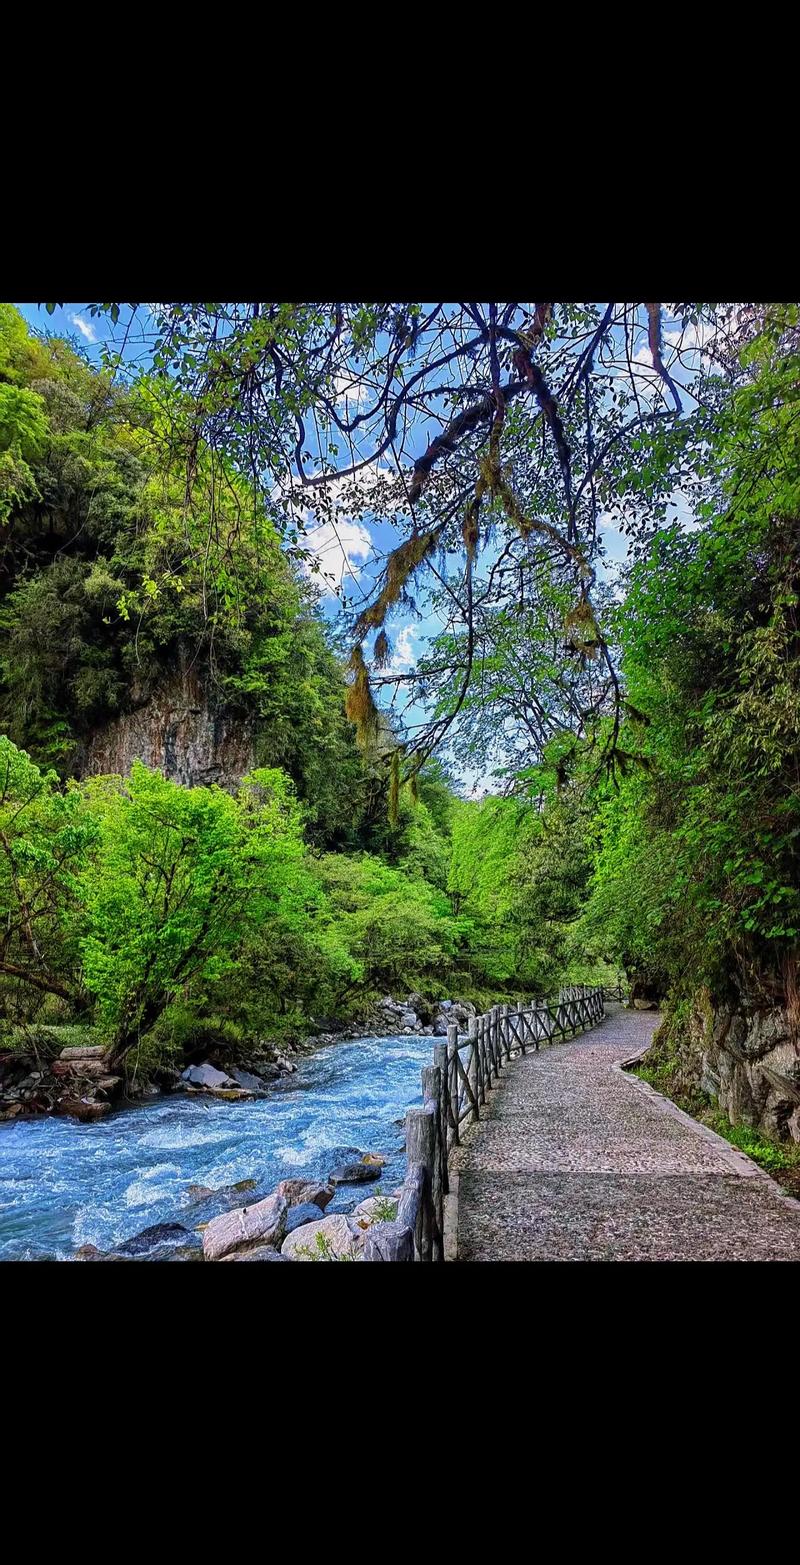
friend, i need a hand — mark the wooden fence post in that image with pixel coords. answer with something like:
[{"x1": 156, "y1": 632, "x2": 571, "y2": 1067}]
[
  {"x1": 433, "y1": 1043, "x2": 450, "y2": 1194},
  {"x1": 421, "y1": 1063, "x2": 445, "y2": 1260},
  {"x1": 469, "y1": 1015, "x2": 484, "y2": 1106},
  {"x1": 405, "y1": 1105, "x2": 437, "y2": 1261},
  {"x1": 447, "y1": 1022, "x2": 459, "y2": 1145}
]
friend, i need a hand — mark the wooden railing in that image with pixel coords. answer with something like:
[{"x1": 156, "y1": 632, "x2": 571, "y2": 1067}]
[
  {"x1": 363, "y1": 983, "x2": 607, "y2": 1262},
  {"x1": 601, "y1": 981, "x2": 628, "y2": 1002}
]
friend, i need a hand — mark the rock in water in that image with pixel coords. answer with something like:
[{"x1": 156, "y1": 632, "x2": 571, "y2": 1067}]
[
  {"x1": 328, "y1": 1162, "x2": 382, "y2": 1186},
  {"x1": 285, "y1": 1202, "x2": 330, "y2": 1234},
  {"x1": 323, "y1": 1145, "x2": 364, "y2": 1170},
  {"x1": 54, "y1": 1099, "x2": 112, "y2": 1122},
  {"x1": 202, "y1": 1194, "x2": 288, "y2": 1261},
  {"x1": 181, "y1": 1062, "x2": 238, "y2": 1089},
  {"x1": 228, "y1": 1067, "x2": 271, "y2": 1094},
  {"x1": 276, "y1": 1179, "x2": 334, "y2": 1210},
  {"x1": 281, "y1": 1213, "x2": 365, "y2": 1261},
  {"x1": 114, "y1": 1223, "x2": 203, "y2": 1260}
]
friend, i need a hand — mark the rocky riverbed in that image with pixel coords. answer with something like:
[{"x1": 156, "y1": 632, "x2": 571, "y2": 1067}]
[{"x1": 75, "y1": 1160, "x2": 399, "y2": 1262}]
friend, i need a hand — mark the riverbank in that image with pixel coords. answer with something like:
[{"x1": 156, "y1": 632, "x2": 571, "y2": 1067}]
[{"x1": 0, "y1": 993, "x2": 478, "y2": 1125}]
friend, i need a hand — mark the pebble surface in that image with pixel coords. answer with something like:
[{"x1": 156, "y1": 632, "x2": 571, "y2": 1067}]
[{"x1": 456, "y1": 1005, "x2": 800, "y2": 1261}]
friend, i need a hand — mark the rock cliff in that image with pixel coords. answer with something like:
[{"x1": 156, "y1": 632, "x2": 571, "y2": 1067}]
[{"x1": 78, "y1": 658, "x2": 256, "y2": 790}]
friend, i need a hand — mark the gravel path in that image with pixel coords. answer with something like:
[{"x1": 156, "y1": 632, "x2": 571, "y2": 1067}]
[{"x1": 456, "y1": 1005, "x2": 800, "y2": 1261}]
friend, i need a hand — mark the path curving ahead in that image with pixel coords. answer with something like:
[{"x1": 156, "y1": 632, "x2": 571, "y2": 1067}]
[{"x1": 455, "y1": 1005, "x2": 800, "y2": 1261}]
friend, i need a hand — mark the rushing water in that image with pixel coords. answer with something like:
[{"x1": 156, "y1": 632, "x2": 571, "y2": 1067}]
[{"x1": 0, "y1": 1031, "x2": 438, "y2": 1260}]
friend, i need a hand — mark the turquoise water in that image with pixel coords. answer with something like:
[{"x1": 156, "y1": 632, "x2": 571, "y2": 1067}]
[{"x1": 0, "y1": 1031, "x2": 436, "y2": 1259}]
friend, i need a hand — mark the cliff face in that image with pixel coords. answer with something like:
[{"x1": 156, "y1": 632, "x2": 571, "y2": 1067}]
[
  {"x1": 78, "y1": 662, "x2": 256, "y2": 791},
  {"x1": 654, "y1": 986, "x2": 800, "y2": 1145},
  {"x1": 700, "y1": 994, "x2": 800, "y2": 1144}
]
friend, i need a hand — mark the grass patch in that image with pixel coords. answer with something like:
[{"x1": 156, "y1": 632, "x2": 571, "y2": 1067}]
[{"x1": 701, "y1": 1112, "x2": 800, "y2": 1175}]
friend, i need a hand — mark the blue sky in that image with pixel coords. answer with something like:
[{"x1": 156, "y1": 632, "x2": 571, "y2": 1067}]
[{"x1": 16, "y1": 303, "x2": 704, "y2": 790}]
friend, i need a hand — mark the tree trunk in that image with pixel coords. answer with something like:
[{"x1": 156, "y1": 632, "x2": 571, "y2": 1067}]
[{"x1": 106, "y1": 995, "x2": 169, "y2": 1069}]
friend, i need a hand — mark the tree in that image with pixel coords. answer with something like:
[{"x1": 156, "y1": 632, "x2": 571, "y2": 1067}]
[{"x1": 78, "y1": 762, "x2": 307, "y2": 1063}]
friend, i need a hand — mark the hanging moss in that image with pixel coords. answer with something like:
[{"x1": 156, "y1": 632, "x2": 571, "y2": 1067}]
[
  {"x1": 345, "y1": 644, "x2": 380, "y2": 750},
  {"x1": 373, "y1": 629, "x2": 391, "y2": 668},
  {"x1": 462, "y1": 498, "x2": 480, "y2": 559},
  {"x1": 354, "y1": 526, "x2": 443, "y2": 638},
  {"x1": 564, "y1": 597, "x2": 601, "y2": 658}
]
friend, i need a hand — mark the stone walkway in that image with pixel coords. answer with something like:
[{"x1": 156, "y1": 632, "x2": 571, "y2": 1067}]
[{"x1": 456, "y1": 1005, "x2": 800, "y2": 1261}]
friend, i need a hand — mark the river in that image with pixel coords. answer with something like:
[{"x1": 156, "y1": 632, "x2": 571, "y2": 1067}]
[{"x1": 0, "y1": 1030, "x2": 438, "y2": 1259}]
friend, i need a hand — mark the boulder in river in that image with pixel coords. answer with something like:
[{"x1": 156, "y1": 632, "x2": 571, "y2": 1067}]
[
  {"x1": 281, "y1": 1212, "x2": 365, "y2": 1261},
  {"x1": 54, "y1": 1098, "x2": 112, "y2": 1122},
  {"x1": 114, "y1": 1223, "x2": 203, "y2": 1260},
  {"x1": 181, "y1": 1062, "x2": 237, "y2": 1089},
  {"x1": 227, "y1": 1067, "x2": 272, "y2": 1094},
  {"x1": 276, "y1": 1178, "x2": 334, "y2": 1210},
  {"x1": 203, "y1": 1193, "x2": 288, "y2": 1261},
  {"x1": 184, "y1": 1177, "x2": 259, "y2": 1213},
  {"x1": 185, "y1": 1184, "x2": 214, "y2": 1203},
  {"x1": 324, "y1": 1144, "x2": 364, "y2": 1167},
  {"x1": 328, "y1": 1161, "x2": 382, "y2": 1186},
  {"x1": 286, "y1": 1201, "x2": 331, "y2": 1234}
]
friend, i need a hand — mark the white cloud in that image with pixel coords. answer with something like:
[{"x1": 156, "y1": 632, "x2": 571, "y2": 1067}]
[
  {"x1": 386, "y1": 624, "x2": 415, "y2": 672},
  {"x1": 663, "y1": 316, "x2": 716, "y2": 366},
  {"x1": 666, "y1": 488, "x2": 700, "y2": 531},
  {"x1": 303, "y1": 517, "x2": 372, "y2": 589},
  {"x1": 274, "y1": 460, "x2": 399, "y2": 595},
  {"x1": 333, "y1": 371, "x2": 371, "y2": 411},
  {"x1": 70, "y1": 313, "x2": 97, "y2": 344}
]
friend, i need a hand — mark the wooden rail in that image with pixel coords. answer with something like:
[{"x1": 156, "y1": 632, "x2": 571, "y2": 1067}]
[{"x1": 363, "y1": 983, "x2": 609, "y2": 1262}]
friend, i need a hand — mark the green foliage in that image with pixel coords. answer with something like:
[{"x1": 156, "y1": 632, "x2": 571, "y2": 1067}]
[
  {"x1": 313, "y1": 852, "x2": 460, "y2": 999},
  {"x1": 367, "y1": 1195, "x2": 398, "y2": 1222},
  {"x1": 569, "y1": 308, "x2": 800, "y2": 1010},
  {"x1": 704, "y1": 1112, "x2": 800, "y2": 1174},
  {"x1": 77, "y1": 762, "x2": 306, "y2": 1060},
  {"x1": 293, "y1": 1230, "x2": 357, "y2": 1261},
  {"x1": 0, "y1": 736, "x2": 97, "y2": 1009},
  {"x1": 0, "y1": 383, "x2": 48, "y2": 458},
  {"x1": 8, "y1": 300, "x2": 798, "y2": 1097}
]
